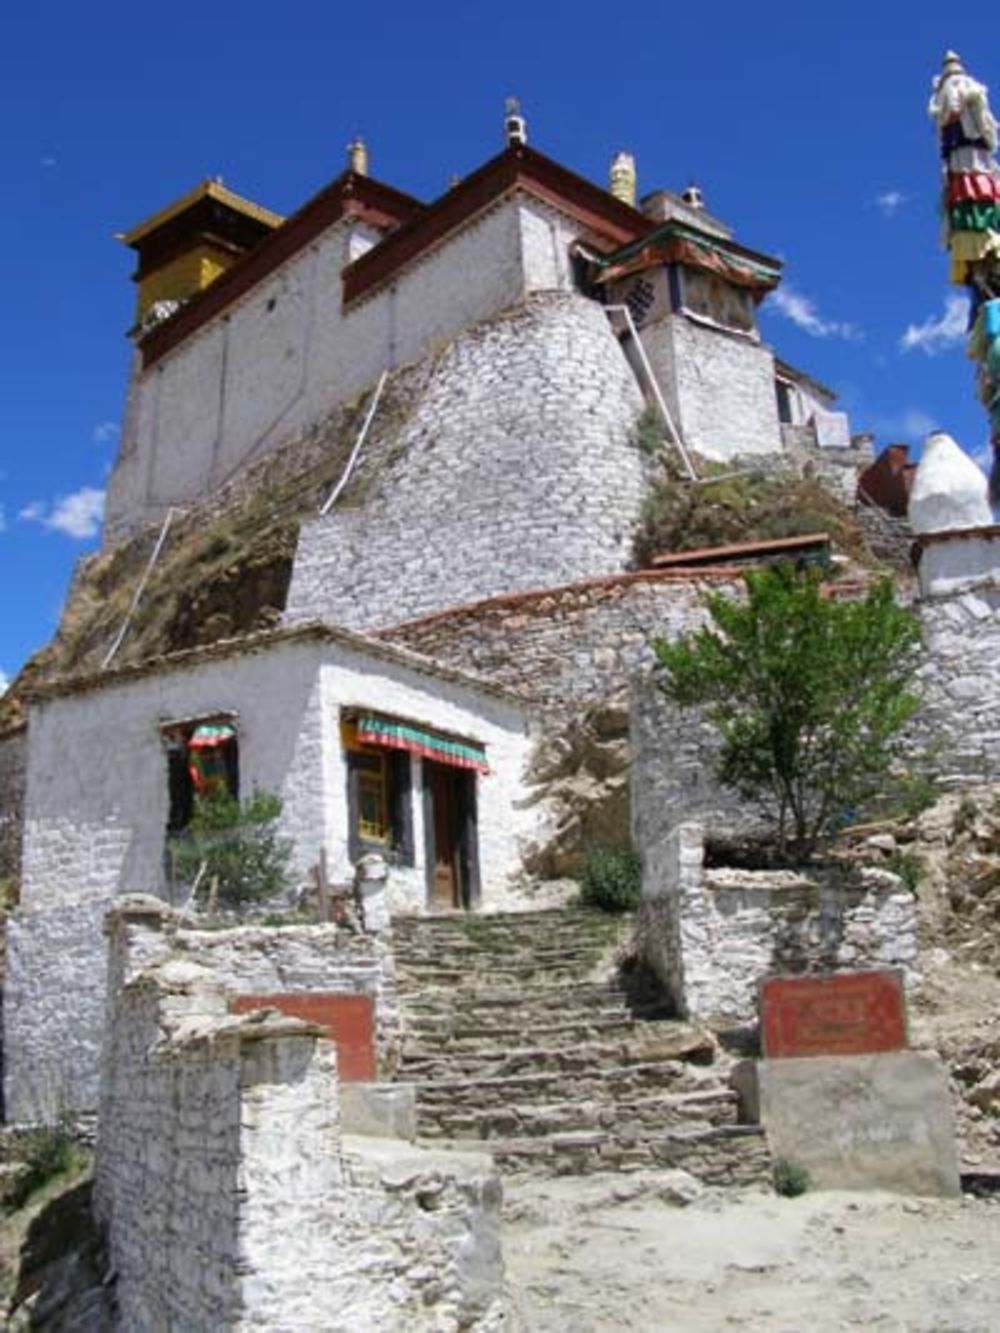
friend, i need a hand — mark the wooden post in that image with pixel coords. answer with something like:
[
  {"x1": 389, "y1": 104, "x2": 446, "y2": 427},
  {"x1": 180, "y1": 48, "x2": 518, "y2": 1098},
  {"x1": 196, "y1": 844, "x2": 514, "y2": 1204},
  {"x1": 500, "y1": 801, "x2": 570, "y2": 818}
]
[{"x1": 313, "y1": 849, "x2": 330, "y2": 922}]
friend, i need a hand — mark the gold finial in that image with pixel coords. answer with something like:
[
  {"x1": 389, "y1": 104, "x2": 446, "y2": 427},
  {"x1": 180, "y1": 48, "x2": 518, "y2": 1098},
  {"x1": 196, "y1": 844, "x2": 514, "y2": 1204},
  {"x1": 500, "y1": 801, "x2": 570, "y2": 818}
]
[
  {"x1": 609, "y1": 151, "x2": 636, "y2": 206},
  {"x1": 347, "y1": 138, "x2": 369, "y2": 176}
]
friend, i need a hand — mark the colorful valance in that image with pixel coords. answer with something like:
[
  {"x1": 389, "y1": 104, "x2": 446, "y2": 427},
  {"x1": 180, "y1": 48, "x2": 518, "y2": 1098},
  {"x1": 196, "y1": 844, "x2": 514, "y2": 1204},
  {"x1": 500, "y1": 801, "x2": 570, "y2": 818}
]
[
  {"x1": 188, "y1": 723, "x2": 236, "y2": 749},
  {"x1": 356, "y1": 716, "x2": 489, "y2": 774}
]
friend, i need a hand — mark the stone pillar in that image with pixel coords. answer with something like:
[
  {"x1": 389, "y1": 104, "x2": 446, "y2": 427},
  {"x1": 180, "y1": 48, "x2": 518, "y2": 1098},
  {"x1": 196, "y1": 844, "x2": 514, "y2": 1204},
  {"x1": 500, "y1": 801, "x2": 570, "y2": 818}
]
[
  {"x1": 354, "y1": 853, "x2": 391, "y2": 935},
  {"x1": 635, "y1": 821, "x2": 704, "y2": 1015}
]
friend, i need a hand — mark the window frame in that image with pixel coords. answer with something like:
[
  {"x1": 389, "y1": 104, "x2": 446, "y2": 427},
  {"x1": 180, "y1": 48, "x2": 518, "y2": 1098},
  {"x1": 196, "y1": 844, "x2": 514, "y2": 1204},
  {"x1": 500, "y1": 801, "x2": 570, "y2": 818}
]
[{"x1": 343, "y1": 724, "x2": 414, "y2": 867}]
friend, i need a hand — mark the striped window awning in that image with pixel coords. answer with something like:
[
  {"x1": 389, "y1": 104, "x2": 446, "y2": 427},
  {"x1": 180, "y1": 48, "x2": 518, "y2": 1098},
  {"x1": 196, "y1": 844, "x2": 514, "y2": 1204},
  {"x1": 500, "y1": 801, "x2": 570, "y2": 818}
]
[
  {"x1": 357, "y1": 716, "x2": 489, "y2": 774},
  {"x1": 188, "y1": 722, "x2": 237, "y2": 750}
]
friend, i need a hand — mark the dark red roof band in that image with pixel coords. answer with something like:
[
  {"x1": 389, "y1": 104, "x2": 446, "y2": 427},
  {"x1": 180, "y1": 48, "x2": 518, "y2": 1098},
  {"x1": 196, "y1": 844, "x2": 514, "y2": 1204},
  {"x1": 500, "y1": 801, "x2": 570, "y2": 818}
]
[
  {"x1": 139, "y1": 172, "x2": 423, "y2": 367},
  {"x1": 139, "y1": 144, "x2": 652, "y2": 367}
]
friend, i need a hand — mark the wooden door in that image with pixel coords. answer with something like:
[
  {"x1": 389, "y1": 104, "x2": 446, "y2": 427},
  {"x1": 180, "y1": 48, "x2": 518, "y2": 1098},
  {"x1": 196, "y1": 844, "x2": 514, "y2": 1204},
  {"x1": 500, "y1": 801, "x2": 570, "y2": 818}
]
[{"x1": 426, "y1": 761, "x2": 462, "y2": 909}]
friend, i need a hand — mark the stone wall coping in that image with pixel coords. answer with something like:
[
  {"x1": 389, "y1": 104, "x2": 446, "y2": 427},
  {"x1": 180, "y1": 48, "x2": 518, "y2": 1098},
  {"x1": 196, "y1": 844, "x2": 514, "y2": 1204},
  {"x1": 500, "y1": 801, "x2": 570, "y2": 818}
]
[
  {"x1": 703, "y1": 868, "x2": 817, "y2": 892},
  {"x1": 22, "y1": 618, "x2": 525, "y2": 708},
  {"x1": 379, "y1": 566, "x2": 745, "y2": 638}
]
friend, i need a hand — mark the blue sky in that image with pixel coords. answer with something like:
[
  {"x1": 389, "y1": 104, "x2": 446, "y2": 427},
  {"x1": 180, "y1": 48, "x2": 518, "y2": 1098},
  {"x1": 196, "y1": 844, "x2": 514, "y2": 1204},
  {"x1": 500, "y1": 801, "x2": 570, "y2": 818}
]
[{"x1": 0, "y1": 1, "x2": 992, "y2": 686}]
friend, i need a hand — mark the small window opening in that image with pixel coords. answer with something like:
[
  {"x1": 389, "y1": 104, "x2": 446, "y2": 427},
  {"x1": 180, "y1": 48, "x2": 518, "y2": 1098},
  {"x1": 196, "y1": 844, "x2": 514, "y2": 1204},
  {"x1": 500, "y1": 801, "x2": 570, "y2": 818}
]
[
  {"x1": 163, "y1": 718, "x2": 239, "y2": 834},
  {"x1": 776, "y1": 379, "x2": 794, "y2": 426},
  {"x1": 266, "y1": 297, "x2": 277, "y2": 312}
]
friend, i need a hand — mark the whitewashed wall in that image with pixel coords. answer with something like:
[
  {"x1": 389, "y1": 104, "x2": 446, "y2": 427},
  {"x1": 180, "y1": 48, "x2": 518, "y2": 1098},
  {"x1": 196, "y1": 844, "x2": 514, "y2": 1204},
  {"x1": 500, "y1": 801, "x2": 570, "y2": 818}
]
[
  {"x1": 95, "y1": 907, "x2": 503, "y2": 1330},
  {"x1": 4, "y1": 631, "x2": 537, "y2": 1118},
  {"x1": 285, "y1": 291, "x2": 649, "y2": 631},
  {"x1": 105, "y1": 194, "x2": 587, "y2": 542},
  {"x1": 642, "y1": 313, "x2": 782, "y2": 461}
]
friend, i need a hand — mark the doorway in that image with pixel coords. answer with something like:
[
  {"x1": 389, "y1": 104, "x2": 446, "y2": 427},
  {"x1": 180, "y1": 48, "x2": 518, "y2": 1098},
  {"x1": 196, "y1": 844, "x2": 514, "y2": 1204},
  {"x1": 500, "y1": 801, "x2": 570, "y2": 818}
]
[{"x1": 423, "y1": 760, "x2": 479, "y2": 910}]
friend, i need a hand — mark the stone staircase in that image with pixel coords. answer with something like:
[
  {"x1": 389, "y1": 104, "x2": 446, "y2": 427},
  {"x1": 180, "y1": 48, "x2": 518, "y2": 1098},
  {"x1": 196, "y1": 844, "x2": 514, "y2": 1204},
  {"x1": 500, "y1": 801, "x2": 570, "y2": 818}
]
[{"x1": 392, "y1": 908, "x2": 769, "y2": 1182}]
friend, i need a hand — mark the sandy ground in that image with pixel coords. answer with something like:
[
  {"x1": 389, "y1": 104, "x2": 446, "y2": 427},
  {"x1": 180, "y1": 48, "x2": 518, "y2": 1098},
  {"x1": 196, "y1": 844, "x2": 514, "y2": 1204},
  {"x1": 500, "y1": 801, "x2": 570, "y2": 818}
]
[{"x1": 502, "y1": 1173, "x2": 1000, "y2": 1332}]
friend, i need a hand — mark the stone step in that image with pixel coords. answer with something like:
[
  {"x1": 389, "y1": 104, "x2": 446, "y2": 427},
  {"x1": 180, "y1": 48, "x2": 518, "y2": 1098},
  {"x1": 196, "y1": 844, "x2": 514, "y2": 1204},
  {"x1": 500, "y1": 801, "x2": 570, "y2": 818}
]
[
  {"x1": 396, "y1": 962, "x2": 606, "y2": 988},
  {"x1": 398, "y1": 1034, "x2": 716, "y2": 1081},
  {"x1": 417, "y1": 1087, "x2": 739, "y2": 1141},
  {"x1": 401, "y1": 1014, "x2": 638, "y2": 1049},
  {"x1": 402, "y1": 980, "x2": 629, "y2": 1012},
  {"x1": 403, "y1": 1002, "x2": 630, "y2": 1033},
  {"x1": 392, "y1": 908, "x2": 624, "y2": 933},
  {"x1": 428, "y1": 1125, "x2": 771, "y2": 1184},
  {"x1": 408, "y1": 1058, "x2": 718, "y2": 1107}
]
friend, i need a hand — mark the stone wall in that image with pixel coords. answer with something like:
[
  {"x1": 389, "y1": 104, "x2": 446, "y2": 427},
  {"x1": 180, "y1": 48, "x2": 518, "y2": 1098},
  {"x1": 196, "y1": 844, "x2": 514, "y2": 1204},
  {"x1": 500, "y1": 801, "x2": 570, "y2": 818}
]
[
  {"x1": 641, "y1": 313, "x2": 782, "y2": 461},
  {"x1": 105, "y1": 195, "x2": 588, "y2": 541},
  {"x1": 0, "y1": 727, "x2": 26, "y2": 883},
  {"x1": 911, "y1": 577, "x2": 1000, "y2": 779},
  {"x1": 636, "y1": 823, "x2": 920, "y2": 1028},
  {"x1": 381, "y1": 569, "x2": 737, "y2": 714},
  {"x1": 630, "y1": 669, "x2": 769, "y2": 857},
  {"x1": 95, "y1": 900, "x2": 503, "y2": 1330},
  {"x1": 285, "y1": 292, "x2": 649, "y2": 633}
]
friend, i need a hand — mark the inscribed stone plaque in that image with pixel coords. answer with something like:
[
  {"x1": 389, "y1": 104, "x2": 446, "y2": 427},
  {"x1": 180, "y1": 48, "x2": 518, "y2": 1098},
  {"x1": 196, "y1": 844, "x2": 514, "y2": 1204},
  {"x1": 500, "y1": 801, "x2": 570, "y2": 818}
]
[
  {"x1": 760, "y1": 970, "x2": 906, "y2": 1059},
  {"x1": 756, "y1": 1050, "x2": 961, "y2": 1197},
  {"x1": 231, "y1": 992, "x2": 376, "y2": 1081}
]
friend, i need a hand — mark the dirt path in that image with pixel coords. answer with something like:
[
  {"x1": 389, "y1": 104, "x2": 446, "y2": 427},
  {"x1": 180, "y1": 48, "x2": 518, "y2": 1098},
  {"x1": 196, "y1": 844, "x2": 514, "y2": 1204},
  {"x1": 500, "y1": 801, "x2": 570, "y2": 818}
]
[{"x1": 503, "y1": 1174, "x2": 1000, "y2": 1332}]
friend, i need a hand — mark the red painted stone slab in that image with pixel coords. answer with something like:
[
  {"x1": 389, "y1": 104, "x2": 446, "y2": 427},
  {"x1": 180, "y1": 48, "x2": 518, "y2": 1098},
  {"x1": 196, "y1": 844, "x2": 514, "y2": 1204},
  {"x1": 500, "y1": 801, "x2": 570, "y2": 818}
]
[
  {"x1": 760, "y1": 971, "x2": 906, "y2": 1059},
  {"x1": 230, "y1": 993, "x2": 376, "y2": 1081}
]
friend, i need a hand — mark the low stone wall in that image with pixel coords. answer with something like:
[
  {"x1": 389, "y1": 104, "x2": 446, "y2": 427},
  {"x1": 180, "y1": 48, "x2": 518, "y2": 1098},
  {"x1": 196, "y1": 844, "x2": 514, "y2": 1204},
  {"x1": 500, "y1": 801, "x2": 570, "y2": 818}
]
[
  {"x1": 5, "y1": 896, "x2": 400, "y2": 1122},
  {"x1": 637, "y1": 824, "x2": 920, "y2": 1028},
  {"x1": 95, "y1": 898, "x2": 503, "y2": 1330}
]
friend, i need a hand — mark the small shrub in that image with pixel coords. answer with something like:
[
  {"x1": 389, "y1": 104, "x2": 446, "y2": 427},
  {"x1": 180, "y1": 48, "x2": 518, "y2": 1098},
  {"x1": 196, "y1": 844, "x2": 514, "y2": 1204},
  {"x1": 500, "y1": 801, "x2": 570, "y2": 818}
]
[
  {"x1": 4, "y1": 1118, "x2": 75, "y2": 1212},
  {"x1": 772, "y1": 1158, "x2": 811, "y2": 1198},
  {"x1": 953, "y1": 795, "x2": 979, "y2": 837},
  {"x1": 169, "y1": 787, "x2": 292, "y2": 909},
  {"x1": 889, "y1": 770, "x2": 940, "y2": 821},
  {"x1": 632, "y1": 405, "x2": 665, "y2": 457},
  {"x1": 579, "y1": 844, "x2": 641, "y2": 913},
  {"x1": 889, "y1": 847, "x2": 925, "y2": 892}
]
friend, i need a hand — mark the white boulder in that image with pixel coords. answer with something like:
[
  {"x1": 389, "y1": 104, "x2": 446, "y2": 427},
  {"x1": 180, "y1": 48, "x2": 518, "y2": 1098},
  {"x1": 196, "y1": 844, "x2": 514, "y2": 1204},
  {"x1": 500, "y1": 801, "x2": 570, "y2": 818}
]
[{"x1": 908, "y1": 431, "x2": 992, "y2": 533}]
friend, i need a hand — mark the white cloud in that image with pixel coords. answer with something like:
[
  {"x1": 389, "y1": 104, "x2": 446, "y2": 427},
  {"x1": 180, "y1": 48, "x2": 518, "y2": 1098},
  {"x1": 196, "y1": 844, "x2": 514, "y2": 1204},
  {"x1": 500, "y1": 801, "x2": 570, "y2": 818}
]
[
  {"x1": 899, "y1": 294, "x2": 969, "y2": 354},
  {"x1": 875, "y1": 190, "x2": 908, "y2": 218},
  {"x1": 767, "y1": 285, "x2": 862, "y2": 341},
  {"x1": 92, "y1": 420, "x2": 118, "y2": 446},
  {"x1": 870, "y1": 407, "x2": 939, "y2": 441},
  {"x1": 20, "y1": 486, "x2": 105, "y2": 540},
  {"x1": 0, "y1": 671, "x2": 7, "y2": 696}
]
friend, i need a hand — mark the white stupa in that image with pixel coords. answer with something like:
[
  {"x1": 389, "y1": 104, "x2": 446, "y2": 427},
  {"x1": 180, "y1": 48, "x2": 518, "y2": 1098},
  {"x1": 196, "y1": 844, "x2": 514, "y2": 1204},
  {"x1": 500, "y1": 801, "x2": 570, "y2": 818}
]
[{"x1": 907, "y1": 431, "x2": 992, "y2": 534}]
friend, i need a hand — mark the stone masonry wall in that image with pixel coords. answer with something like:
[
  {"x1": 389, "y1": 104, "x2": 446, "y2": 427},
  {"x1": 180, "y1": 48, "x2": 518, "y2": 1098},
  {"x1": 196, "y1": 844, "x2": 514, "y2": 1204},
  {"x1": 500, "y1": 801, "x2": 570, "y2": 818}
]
[
  {"x1": 381, "y1": 569, "x2": 738, "y2": 715},
  {"x1": 108, "y1": 902, "x2": 401, "y2": 1072},
  {"x1": 284, "y1": 292, "x2": 649, "y2": 633},
  {"x1": 910, "y1": 581, "x2": 1000, "y2": 779},
  {"x1": 637, "y1": 824, "x2": 920, "y2": 1028},
  {"x1": 0, "y1": 727, "x2": 26, "y2": 883},
  {"x1": 642, "y1": 313, "x2": 782, "y2": 462},
  {"x1": 95, "y1": 900, "x2": 503, "y2": 1330}
]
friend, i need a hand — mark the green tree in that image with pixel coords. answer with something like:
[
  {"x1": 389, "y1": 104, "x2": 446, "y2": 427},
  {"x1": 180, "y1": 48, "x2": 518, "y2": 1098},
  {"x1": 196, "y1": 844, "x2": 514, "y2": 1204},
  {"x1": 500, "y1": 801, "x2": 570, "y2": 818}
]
[
  {"x1": 169, "y1": 787, "x2": 292, "y2": 909},
  {"x1": 653, "y1": 564, "x2": 921, "y2": 861}
]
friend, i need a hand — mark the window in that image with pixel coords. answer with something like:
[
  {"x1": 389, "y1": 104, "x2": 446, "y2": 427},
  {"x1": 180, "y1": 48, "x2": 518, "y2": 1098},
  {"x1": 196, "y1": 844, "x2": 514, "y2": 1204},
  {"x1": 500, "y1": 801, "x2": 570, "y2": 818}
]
[
  {"x1": 162, "y1": 717, "x2": 239, "y2": 833},
  {"x1": 343, "y1": 720, "x2": 413, "y2": 865},
  {"x1": 776, "y1": 379, "x2": 794, "y2": 426}
]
